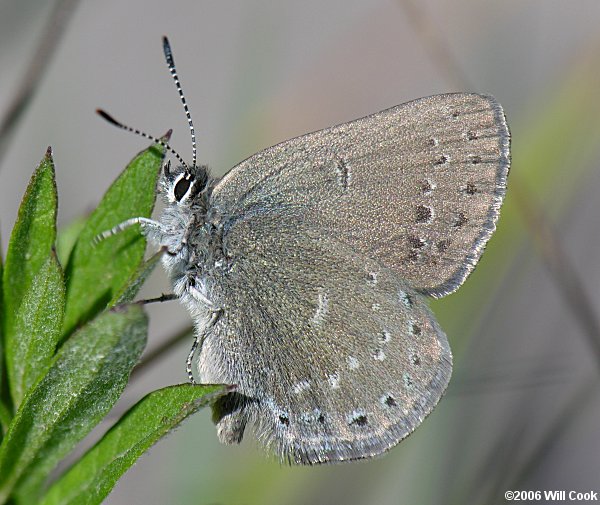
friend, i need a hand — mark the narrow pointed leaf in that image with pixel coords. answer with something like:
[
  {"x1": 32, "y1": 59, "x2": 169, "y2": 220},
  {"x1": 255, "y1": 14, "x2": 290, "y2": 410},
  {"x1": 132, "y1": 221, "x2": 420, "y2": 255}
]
[
  {"x1": 62, "y1": 140, "x2": 165, "y2": 337},
  {"x1": 56, "y1": 217, "x2": 86, "y2": 268},
  {"x1": 0, "y1": 304, "x2": 147, "y2": 503},
  {"x1": 0, "y1": 242, "x2": 7, "y2": 435},
  {"x1": 0, "y1": 402, "x2": 10, "y2": 439},
  {"x1": 6, "y1": 250, "x2": 65, "y2": 408},
  {"x1": 3, "y1": 148, "x2": 57, "y2": 355},
  {"x1": 40, "y1": 384, "x2": 230, "y2": 505},
  {"x1": 0, "y1": 237, "x2": 4, "y2": 396},
  {"x1": 111, "y1": 248, "x2": 164, "y2": 306}
]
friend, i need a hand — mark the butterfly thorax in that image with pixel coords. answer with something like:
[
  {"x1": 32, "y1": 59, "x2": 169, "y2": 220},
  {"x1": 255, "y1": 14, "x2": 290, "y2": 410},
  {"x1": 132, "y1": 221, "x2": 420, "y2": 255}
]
[{"x1": 157, "y1": 167, "x2": 224, "y2": 312}]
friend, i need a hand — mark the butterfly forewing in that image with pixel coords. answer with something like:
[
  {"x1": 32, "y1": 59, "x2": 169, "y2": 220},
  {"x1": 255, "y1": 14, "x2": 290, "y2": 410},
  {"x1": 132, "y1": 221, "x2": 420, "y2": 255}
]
[
  {"x1": 210, "y1": 93, "x2": 509, "y2": 297},
  {"x1": 199, "y1": 214, "x2": 451, "y2": 463}
]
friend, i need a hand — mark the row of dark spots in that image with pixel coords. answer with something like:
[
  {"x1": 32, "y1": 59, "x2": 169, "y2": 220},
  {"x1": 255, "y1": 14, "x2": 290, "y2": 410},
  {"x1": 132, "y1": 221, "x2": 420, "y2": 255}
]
[
  {"x1": 413, "y1": 205, "x2": 471, "y2": 235},
  {"x1": 411, "y1": 205, "x2": 465, "y2": 251},
  {"x1": 419, "y1": 179, "x2": 478, "y2": 197},
  {"x1": 281, "y1": 405, "x2": 410, "y2": 428},
  {"x1": 450, "y1": 107, "x2": 491, "y2": 120},
  {"x1": 279, "y1": 395, "x2": 404, "y2": 429},
  {"x1": 415, "y1": 204, "x2": 467, "y2": 228},
  {"x1": 407, "y1": 234, "x2": 446, "y2": 260},
  {"x1": 415, "y1": 200, "x2": 471, "y2": 226},
  {"x1": 279, "y1": 412, "x2": 326, "y2": 426},
  {"x1": 427, "y1": 119, "x2": 481, "y2": 196},
  {"x1": 432, "y1": 153, "x2": 482, "y2": 167},
  {"x1": 407, "y1": 240, "x2": 453, "y2": 260},
  {"x1": 427, "y1": 125, "x2": 481, "y2": 145},
  {"x1": 276, "y1": 411, "x2": 370, "y2": 428},
  {"x1": 409, "y1": 235, "x2": 450, "y2": 254},
  {"x1": 347, "y1": 394, "x2": 404, "y2": 427}
]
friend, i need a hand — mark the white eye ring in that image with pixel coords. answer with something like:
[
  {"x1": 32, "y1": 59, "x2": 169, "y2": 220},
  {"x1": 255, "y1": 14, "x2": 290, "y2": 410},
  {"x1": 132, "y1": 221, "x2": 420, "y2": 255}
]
[{"x1": 171, "y1": 173, "x2": 194, "y2": 203}]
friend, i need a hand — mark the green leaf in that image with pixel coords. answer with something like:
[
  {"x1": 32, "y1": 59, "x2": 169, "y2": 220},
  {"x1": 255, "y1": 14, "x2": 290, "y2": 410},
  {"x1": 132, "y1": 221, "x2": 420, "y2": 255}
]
[
  {"x1": 111, "y1": 248, "x2": 164, "y2": 306},
  {"x1": 40, "y1": 384, "x2": 230, "y2": 505},
  {"x1": 62, "y1": 140, "x2": 165, "y2": 337},
  {"x1": 0, "y1": 304, "x2": 147, "y2": 503},
  {"x1": 3, "y1": 148, "x2": 57, "y2": 356},
  {"x1": 0, "y1": 235, "x2": 4, "y2": 413},
  {"x1": 56, "y1": 217, "x2": 86, "y2": 268},
  {"x1": 0, "y1": 402, "x2": 10, "y2": 439},
  {"x1": 6, "y1": 250, "x2": 65, "y2": 408}
]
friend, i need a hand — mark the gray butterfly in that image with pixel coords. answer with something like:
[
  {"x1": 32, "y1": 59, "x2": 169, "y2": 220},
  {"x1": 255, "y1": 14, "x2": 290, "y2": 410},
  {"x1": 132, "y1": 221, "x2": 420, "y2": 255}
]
[{"x1": 98, "y1": 37, "x2": 510, "y2": 464}]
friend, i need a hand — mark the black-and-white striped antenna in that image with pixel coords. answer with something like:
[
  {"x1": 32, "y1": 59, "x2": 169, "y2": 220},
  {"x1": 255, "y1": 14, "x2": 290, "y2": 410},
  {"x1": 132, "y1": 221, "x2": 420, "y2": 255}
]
[
  {"x1": 96, "y1": 109, "x2": 188, "y2": 169},
  {"x1": 162, "y1": 36, "x2": 197, "y2": 169}
]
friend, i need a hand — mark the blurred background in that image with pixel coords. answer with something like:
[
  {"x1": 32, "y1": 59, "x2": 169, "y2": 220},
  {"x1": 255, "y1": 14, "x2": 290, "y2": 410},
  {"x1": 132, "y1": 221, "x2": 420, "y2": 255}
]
[{"x1": 1, "y1": 0, "x2": 600, "y2": 503}]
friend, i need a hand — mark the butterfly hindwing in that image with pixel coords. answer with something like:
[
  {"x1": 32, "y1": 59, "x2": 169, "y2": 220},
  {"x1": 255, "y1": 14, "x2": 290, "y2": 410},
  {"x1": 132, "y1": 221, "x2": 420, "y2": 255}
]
[{"x1": 198, "y1": 215, "x2": 452, "y2": 463}]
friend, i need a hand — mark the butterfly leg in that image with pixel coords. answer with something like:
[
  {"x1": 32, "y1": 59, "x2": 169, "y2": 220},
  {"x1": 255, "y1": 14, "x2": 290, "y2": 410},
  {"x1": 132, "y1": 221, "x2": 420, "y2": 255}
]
[
  {"x1": 165, "y1": 213, "x2": 198, "y2": 257},
  {"x1": 186, "y1": 309, "x2": 221, "y2": 384},
  {"x1": 94, "y1": 217, "x2": 166, "y2": 245},
  {"x1": 139, "y1": 293, "x2": 178, "y2": 304},
  {"x1": 186, "y1": 336, "x2": 200, "y2": 383}
]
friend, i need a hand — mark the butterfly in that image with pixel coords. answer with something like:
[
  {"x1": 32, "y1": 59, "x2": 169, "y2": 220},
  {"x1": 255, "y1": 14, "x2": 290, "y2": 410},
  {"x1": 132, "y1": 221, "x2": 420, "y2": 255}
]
[{"x1": 98, "y1": 36, "x2": 510, "y2": 464}]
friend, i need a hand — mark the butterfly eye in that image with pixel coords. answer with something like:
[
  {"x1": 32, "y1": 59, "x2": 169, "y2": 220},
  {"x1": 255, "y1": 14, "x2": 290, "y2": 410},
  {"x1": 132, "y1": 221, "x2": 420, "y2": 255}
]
[{"x1": 174, "y1": 176, "x2": 192, "y2": 202}]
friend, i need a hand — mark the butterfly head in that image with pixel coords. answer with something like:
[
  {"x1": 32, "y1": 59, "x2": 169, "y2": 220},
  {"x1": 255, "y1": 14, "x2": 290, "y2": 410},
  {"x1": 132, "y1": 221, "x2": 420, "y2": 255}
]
[{"x1": 160, "y1": 160, "x2": 210, "y2": 206}]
